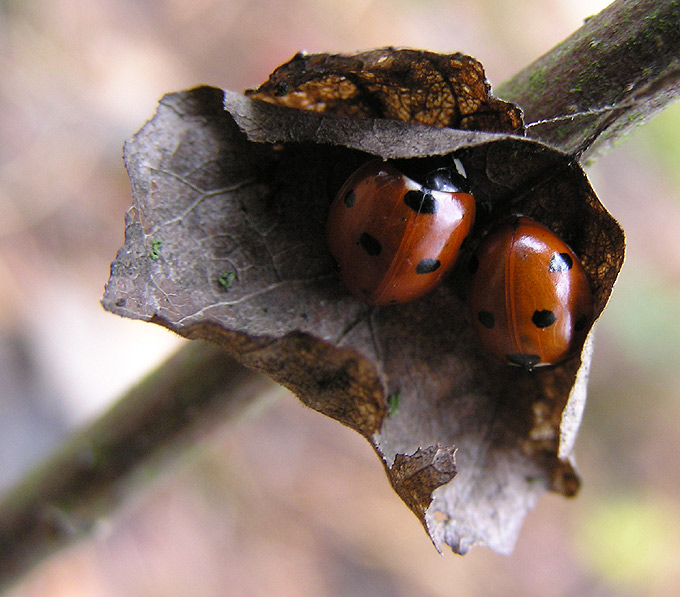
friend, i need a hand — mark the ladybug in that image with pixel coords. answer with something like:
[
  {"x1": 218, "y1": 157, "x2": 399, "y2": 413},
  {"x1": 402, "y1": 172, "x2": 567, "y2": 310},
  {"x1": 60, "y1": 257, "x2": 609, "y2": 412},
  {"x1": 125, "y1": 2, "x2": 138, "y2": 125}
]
[
  {"x1": 468, "y1": 215, "x2": 594, "y2": 370},
  {"x1": 327, "y1": 159, "x2": 475, "y2": 305}
]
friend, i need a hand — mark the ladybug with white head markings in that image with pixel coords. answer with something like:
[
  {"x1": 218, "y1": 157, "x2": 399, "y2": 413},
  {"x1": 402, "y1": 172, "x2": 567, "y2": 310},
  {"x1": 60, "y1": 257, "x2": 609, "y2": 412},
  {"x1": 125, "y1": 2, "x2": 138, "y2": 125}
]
[{"x1": 326, "y1": 159, "x2": 475, "y2": 306}]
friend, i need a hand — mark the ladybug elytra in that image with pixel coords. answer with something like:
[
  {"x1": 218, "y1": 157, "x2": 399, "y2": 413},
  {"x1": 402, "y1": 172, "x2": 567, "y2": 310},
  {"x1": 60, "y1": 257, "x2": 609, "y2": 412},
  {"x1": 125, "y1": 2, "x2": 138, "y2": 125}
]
[
  {"x1": 326, "y1": 160, "x2": 475, "y2": 306},
  {"x1": 468, "y1": 216, "x2": 594, "y2": 370}
]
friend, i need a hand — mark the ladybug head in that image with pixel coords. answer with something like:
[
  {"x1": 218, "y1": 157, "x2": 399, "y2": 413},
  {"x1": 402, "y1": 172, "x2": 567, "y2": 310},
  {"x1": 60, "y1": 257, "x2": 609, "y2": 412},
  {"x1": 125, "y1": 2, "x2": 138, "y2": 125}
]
[{"x1": 425, "y1": 158, "x2": 470, "y2": 194}]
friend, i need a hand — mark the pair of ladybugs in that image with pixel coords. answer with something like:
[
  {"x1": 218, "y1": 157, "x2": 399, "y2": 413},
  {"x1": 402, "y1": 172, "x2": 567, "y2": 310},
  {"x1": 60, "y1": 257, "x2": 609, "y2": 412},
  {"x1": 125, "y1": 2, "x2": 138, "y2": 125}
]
[{"x1": 326, "y1": 160, "x2": 593, "y2": 370}]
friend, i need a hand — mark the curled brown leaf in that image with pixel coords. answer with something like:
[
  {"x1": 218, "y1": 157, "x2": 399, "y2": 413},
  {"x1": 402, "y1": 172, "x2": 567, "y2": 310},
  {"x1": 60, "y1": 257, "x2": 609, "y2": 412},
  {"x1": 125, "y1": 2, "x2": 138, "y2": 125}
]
[
  {"x1": 247, "y1": 48, "x2": 524, "y2": 134},
  {"x1": 103, "y1": 81, "x2": 623, "y2": 554}
]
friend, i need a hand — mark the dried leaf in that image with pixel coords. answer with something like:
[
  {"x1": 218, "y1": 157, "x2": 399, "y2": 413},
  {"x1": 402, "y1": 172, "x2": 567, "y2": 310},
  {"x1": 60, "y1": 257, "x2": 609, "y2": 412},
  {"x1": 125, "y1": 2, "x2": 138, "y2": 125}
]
[
  {"x1": 103, "y1": 84, "x2": 624, "y2": 554},
  {"x1": 247, "y1": 48, "x2": 524, "y2": 134}
]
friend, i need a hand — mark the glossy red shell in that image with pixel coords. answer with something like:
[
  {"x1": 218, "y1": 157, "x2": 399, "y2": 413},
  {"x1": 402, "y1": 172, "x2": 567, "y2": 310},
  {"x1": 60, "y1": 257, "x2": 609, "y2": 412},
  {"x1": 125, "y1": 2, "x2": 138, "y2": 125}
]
[
  {"x1": 327, "y1": 160, "x2": 475, "y2": 305},
  {"x1": 468, "y1": 216, "x2": 594, "y2": 370}
]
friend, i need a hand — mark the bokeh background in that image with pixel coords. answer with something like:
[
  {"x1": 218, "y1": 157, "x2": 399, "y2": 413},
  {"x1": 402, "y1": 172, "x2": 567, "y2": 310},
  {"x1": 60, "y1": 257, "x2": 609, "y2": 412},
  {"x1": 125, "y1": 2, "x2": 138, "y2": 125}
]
[{"x1": 2, "y1": 0, "x2": 680, "y2": 595}]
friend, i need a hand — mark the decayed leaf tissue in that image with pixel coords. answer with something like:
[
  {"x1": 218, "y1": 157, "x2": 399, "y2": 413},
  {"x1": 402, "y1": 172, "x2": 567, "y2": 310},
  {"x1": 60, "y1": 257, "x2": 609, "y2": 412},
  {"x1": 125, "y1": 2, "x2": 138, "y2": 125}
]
[{"x1": 103, "y1": 48, "x2": 624, "y2": 554}]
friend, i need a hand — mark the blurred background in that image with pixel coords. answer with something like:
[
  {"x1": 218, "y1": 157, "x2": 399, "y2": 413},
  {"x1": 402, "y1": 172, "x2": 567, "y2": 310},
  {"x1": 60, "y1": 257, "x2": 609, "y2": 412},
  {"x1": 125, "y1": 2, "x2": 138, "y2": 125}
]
[{"x1": 2, "y1": 0, "x2": 680, "y2": 595}]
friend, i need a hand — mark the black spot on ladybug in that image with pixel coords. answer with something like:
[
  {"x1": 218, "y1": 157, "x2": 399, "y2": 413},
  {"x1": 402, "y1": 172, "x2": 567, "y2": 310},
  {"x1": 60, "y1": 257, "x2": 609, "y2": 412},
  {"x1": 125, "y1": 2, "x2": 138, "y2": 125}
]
[
  {"x1": 532, "y1": 309, "x2": 557, "y2": 328},
  {"x1": 478, "y1": 310, "x2": 495, "y2": 329},
  {"x1": 274, "y1": 81, "x2": 291, "y2": 96},
  {"x1": 343, "y1": 190, "x2": 356, "y2": 208},
  {"x1": 574, "y1": 314, "x2": 588, "y2": 331},
  {"x1": 549, "y1": 252, "x2": 573, "y2": 272},
  {"x1": 359, "y1": 232, "x2": 382, "y2": 256},
  {"x1": 468, "y1": 254, "x2": 479, "y2": 275},
  {"x1": 506, "y1": 353, "x2": 541, "y2": 370},
  {"x1": 415, "y1": 258, "x2": 441, "y2": 274},
  {"x1": 404, "y1": 190, "x2": 438, "y2": 214}
]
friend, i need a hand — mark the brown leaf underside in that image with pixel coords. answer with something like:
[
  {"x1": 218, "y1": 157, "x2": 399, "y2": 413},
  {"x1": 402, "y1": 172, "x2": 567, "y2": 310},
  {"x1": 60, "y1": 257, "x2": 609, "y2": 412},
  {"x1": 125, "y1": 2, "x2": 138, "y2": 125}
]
[{"x1": 103, "y1": 86, "x2": 623, "y2": 554}]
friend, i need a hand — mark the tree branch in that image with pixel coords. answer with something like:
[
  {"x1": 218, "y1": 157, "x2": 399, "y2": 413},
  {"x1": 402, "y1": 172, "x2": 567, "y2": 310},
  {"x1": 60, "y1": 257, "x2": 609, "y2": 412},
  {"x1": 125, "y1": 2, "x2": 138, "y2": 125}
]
[
  {"x1": 0, "y1": 341, "x2": 277, "y2": 592},
  {"x1": 498, "y1": 0, "x2": 680, "y2": 160}
]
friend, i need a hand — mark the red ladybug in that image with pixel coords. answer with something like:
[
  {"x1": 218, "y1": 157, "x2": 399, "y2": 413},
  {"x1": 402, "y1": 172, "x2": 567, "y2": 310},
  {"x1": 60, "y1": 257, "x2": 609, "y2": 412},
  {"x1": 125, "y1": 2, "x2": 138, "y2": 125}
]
[
  {"x1": 327, "y1": 160, "x2": 475, "y2": 305},
  {"x1": 468, "y1": 216, "x2": 594, "y2": 370}
]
